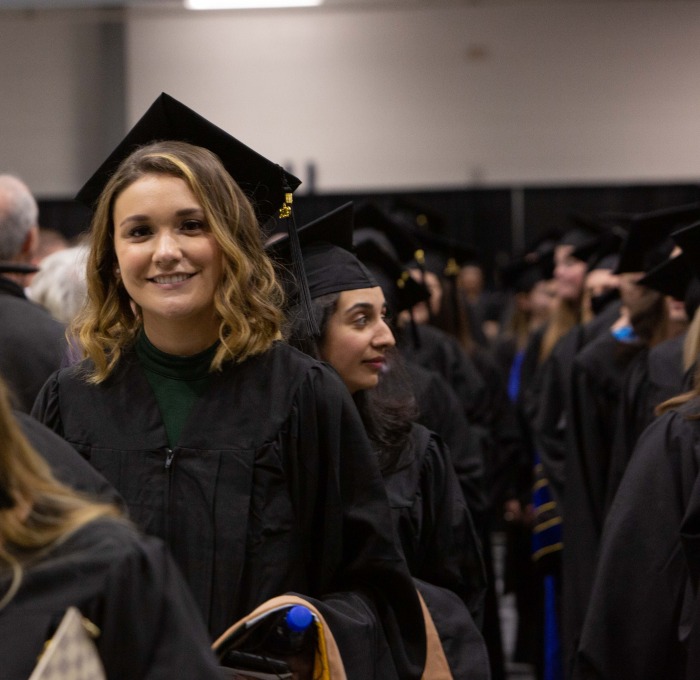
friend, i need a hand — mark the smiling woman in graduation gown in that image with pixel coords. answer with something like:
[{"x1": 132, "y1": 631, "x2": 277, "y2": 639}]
[{"x1": 31, "y1": 94, "x2": 425, "y2": 679}]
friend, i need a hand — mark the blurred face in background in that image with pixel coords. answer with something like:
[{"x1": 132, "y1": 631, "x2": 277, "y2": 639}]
[
  {"x1": 666, "y1": 296, "x2": 688, "y2": 325},
  {"x1": 458, "y1": 264, "x2": 484, "y2": 301},
  {"x1": 554, "y1": 245, "x2": 587, "y2": 302},
  {"x1": 409, "y1": 269, "x2": 443, "y2": 324},
  {"x1": 528, "y1": 279, "x2": 557, "y2": 324}
]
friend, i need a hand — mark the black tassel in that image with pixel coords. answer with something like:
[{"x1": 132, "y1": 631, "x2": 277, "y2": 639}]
[{"x1": 278, "y1": 176, "x2": 319, "y2": 338}]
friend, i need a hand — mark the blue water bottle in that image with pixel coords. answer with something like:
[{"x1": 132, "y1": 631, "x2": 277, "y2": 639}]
[{"x1": 266, "y1": 605, "x2": 315, "y2": 656}]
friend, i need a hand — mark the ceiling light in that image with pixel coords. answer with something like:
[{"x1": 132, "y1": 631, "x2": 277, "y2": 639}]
[{"x1": 185, "y1": 0, "x2": 322, "y2": 8}]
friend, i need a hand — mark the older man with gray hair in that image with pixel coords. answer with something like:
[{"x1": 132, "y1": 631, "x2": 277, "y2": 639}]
[{"x1": 0, "y1": 174, "x2": 65, "y2": 412}]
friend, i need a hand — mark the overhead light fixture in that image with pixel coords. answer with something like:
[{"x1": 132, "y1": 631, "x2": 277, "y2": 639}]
[{"x1": 185, "y1": 0, "x2": 322, "y2": 8}]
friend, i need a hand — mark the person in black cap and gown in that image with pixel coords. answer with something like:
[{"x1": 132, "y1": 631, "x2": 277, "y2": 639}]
[
  {"x1": 530, "y1": 225, "x2": 624, "y2": 678},
  {"x1": 279, "y1": 202, "x2": 490, "y2": 679},
  {"x1": 31, "y1": 94, "x2": 426, "y2": 680},
  {"x1": 573, "y1": 219, "x2": 700, "y2": 678},
  {"x1": 352, "y1": 233, "x2": 488, "y2": 536}
]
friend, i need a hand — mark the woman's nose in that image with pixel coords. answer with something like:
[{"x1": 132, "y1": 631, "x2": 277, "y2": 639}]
[
  {"x1": 374, "y1": 319, "x2": 396, "y2": 348},
  {"x1": 153, "y1": 230, "x2": 181, "y2": 265}
]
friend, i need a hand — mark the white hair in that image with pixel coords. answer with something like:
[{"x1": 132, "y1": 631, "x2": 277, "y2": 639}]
[
  {"x1": 27, "y1": 245, "x2": 88, "y2": 324},
  {"x1": 0, "y1": 175, "x2": 39, "y2": 261}
]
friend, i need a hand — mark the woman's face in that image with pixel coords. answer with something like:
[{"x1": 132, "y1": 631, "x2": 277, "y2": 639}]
[
  {"x1": 528, "y1": 279, "x2": 557, "y2": 320},
  {"x1": 554, "y1": 244, "x2": 587, "y2": 301},
  {"x1": 113, "y1": 173, "x2": 223, "y2": 348},
  {"x1": 320, "y1": 287, "x2": 396, "y2": 394}
]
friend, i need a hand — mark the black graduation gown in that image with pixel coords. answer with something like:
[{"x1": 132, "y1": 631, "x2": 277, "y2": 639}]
[
  {"x1": 384, "y1": 423, "x2": 489, "y2": 679},
  {"x1": 404, "y1": 359, "x2": 487, "y2": 531},
  {"x1": 1, "y1": 518, "x2": 221, "y2": 680},
  {"x1": 570, "y1": 331, "x2": 644, "y2": 536},
  {"x1": 574, "y1": 400, "x2": 700, "y2": 680},
  {"x1": 521, "y1": 301, "x2": 621, "y2": 676},
  {"x1": 398, "y1": 323, "x2": 490, "y2": 427},
  {"x1": 533, "y1": 300, "x2": 622, "y2": 512},
  {"x1": 31, "y1": 342, "x2": 425, "y2": 680},
  {"x1": 606, "y1": 332, "x2": 687, "y2": 510},
  {"x1": 0, "y1": 276, "x2": 66, "y2": 413},
  {"x1": 15, "y1": 410, "x2": 123, "y2": 507},
  {"x1": 469, "y1": 347, "x2": 527, "y2": 519}
]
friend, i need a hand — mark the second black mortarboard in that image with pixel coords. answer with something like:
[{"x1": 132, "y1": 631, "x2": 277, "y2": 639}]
[
  {"x1": 353, "y1": 235, "x2": 431, "y2": 315},
  {"x1": 269, "y1": 202, "x2": 377, "y2": 300},
  {"x1": 75, "y1": 92, "x2": 301, "y2": 228},
  {"x1": 637, "y1": 254, "x2": 694, "y2": 301},
  {"x1": 354, "y1": 202, "x2": 426, "y2": 266}
]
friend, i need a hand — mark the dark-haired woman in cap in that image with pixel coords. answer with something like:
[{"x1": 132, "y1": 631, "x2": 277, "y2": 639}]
[{"x1": 282, "y1": 203, "x2": 489, "y2": 679}]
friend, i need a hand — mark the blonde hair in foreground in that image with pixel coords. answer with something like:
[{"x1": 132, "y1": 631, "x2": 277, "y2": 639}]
[
  {"x1": 0, "y1": 378, "x2": 120, "y2": 609},
  {"x1": 74, "y1": 141, "x2": 285, "y2": 383}
]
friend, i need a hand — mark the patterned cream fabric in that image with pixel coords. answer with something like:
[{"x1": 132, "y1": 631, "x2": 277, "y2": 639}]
[{"x1": 29, "y1": 607, "x2": 106, "y2": 680}]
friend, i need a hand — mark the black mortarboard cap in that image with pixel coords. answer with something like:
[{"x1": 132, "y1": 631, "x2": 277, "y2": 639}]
[
  {"x1": 571, "y1": 224, "x2": 627, "y2": 272},
  {"x1": 269, "y1": 202, "x2": 377, "y2": 300},
  {"x1": 407, "y1": 229, "x2": 479, "y2": 277},
  {"x1": 616, "y1": 204, "x2": 700, "y2": 274},
  {"x1": 391, "y1": 196, "x2": 448, "y2": 233},
  {"x1": 353, "y1": 234, "x2": 431, "y2": 315},
  {"x1": 671, "y1": 220, "x2": 700, "y2": 276},
  {"x1": 526, "y1": 229, "x2": 562, "y2": 257},
  {"x1": 354, "y1": 202, "x2": 425, "y2": 267},
  {"x1": 637, "y1": 254, "x2": 694, "y2": 301},
  {"x1": 75, "y1": 92, "x2": 301, "y2": 228},
  {"x1": 500, "y1": 257, "x2": 550, "y2": 294},
  {"x1": 560, "y1": 213, "x2": 608, "y2": 250}
]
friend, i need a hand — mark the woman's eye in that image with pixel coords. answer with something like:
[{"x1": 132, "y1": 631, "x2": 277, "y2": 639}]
[
  {"x1": 128, "y1": 225, "x2": 151, "y2": 238},
  {"x1": 182, "y1": 219, "x2": 204, "y2": 232},
  {"x1": 353, "y1": 315, "x2": 369, "y2": 327}
]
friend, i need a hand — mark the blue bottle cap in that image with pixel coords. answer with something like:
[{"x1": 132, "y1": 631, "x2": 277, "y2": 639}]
[{"x1": 285, "y1": 605, "x2": 314, "y2": 632}]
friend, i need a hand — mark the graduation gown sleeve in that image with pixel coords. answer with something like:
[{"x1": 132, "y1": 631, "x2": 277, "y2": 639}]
[
  {"x1": 15, "y1": 410, "x2": 123, "y2": 508},
  {"x1": 0, "y1": 519, "x2": 221, "y2": 680}
]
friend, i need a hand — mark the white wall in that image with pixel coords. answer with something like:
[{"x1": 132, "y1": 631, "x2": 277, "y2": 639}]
[
  {"x1": 0, "y1": 10, "x2": 125, "y2": 197},
  {"x1": 127, "y1": 2, "x2": 700, "y2": 192},
  {"x1": 1, "y1": 3, "x2": 700, "y2": 197}
]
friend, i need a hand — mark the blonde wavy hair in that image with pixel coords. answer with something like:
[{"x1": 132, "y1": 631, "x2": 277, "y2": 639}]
[
  {"x1": 0, "y1": 378, "x2": 121, "y2": 609},
  {"x1": 73, "y1": 141, "x2": 285, "y2": 383}
]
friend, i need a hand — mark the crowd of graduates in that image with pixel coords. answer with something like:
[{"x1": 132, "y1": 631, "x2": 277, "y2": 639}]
[{"x1": 1, "y1": 90, "x2": 700, "y2": 680}]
